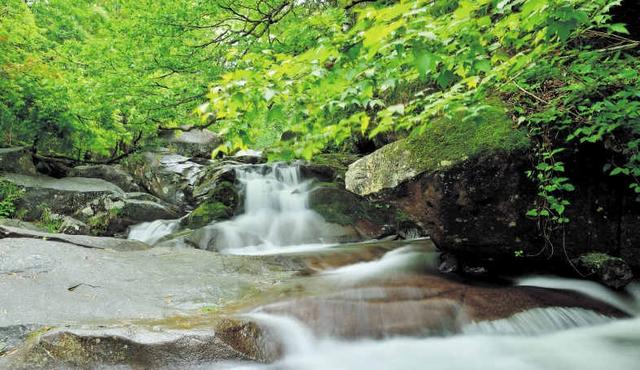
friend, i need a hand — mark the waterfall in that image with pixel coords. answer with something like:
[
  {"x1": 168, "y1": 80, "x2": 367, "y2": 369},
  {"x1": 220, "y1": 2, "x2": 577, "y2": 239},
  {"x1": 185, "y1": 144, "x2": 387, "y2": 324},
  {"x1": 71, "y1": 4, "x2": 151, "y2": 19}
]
[{"x1": 199, "y1": 163, "x2": 334, "y2": 255}]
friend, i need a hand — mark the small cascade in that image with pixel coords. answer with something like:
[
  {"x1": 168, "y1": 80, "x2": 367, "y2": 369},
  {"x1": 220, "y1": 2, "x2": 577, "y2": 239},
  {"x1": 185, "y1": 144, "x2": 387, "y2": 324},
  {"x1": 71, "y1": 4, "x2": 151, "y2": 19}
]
[
  {"x1": 462, "y1": 307, "x2": 613, "y2": 335},
  {"x1": 518, "y1": 276, "x2": 639, "y2": 316},
  {"x1": 201, "y1": 163, "x2": 334, "y2": 254},
  {"x1": 128, "y1": 219, "x2": 180, "y2": 245},
  {"x1": 320, "y1": 246, "x2": 437, "y2": 282}
]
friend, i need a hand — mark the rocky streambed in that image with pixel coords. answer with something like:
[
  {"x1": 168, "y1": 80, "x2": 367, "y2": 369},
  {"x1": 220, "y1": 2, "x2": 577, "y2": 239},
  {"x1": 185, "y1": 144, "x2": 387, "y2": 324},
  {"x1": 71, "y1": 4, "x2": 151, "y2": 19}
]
[{"x1": 0, "y1": 144, "x2": 639, "y2": 369}]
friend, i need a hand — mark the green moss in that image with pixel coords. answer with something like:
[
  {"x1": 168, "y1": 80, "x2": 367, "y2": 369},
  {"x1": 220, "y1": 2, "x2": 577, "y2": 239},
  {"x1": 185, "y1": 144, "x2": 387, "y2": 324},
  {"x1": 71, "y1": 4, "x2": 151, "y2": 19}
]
[
  {"x1": 312, "y1": 153, "x2": 360, "y2": 173},
  {"x1": 401, "y1": 104, "x2": 529, "y2": 173},
  {"x1": 578, "y1": 252, "x2": 615, "y2": 269},
  {"x1": 186, "y1": 201, "x2": 233, "y2": 229}
]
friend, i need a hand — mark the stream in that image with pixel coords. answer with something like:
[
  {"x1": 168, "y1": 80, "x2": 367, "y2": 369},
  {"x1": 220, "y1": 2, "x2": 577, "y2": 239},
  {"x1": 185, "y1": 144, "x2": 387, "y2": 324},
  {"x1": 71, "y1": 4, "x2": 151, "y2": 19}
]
[{"x1": 128, "y1": 164, "x2": 640, "y2": 370}]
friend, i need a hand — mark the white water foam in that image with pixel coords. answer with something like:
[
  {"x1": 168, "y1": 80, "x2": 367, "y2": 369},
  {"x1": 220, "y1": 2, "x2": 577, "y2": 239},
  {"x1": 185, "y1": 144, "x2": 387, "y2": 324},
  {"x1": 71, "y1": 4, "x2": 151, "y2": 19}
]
[
  {"x1": 517, "y1": 276, "x2": 639, "y2": 315},
  {"x1": 201, "y1": 164, "x2": 336, "y2": 254},
  {"x1": 128, "y1": 219, "x2": 180, "y2": 245},
  {"x1": 201, "y1": 313, "x2": 640, "y2": 370},
  {"x1": 320, "y1": 245, "x2": 435, "y2": 282}
]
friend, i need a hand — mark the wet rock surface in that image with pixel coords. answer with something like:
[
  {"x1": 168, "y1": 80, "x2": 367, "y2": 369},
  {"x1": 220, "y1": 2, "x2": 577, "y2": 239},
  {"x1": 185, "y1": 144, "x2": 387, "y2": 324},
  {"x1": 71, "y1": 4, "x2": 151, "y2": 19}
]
[{"x1": 0, "y1": 233, "x2": 633, "y2": 369}]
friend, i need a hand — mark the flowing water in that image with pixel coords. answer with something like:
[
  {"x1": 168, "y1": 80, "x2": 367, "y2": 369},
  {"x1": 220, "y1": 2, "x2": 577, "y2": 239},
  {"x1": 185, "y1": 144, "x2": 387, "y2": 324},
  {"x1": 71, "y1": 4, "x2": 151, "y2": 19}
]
[
  {"x1": 127, "y1": 164, "x2": 640, "y2": 370},
  {"x1": 191, "y1": 163, "x2": 339, "y2": 255}
]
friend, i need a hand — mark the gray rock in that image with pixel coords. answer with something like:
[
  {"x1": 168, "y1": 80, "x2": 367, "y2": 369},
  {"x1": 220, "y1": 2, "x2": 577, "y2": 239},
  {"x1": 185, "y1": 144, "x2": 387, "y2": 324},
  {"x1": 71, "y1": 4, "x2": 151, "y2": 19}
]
[
  {"x1": 0, "y1": 173, "x2": 125, "y2": 221},
  {"x1": 0, "y1": 218, "x2": 48, "y2": 232},
  {"x1": 0, "y1": 147, "x2": 36, "y2": 175},
  {"x1": 68, "y1": 164, "x2": 141, "y2": 192},
  {"x1": 0, "y1": 226, "x2": 149, "y2": 251},
  {"x1": 74, "y1": 194, "x2": 180, "y2": 236},
  {"x1": 162, "y1": 128, "x2": 222, "y2": 159},
  {"x1": 123, "y1": 152, "x2": 205, "y2": 206},
  {"x1": 58, "y1": 216, "x2": 91, "y2": 235},
  {"x1": 0, "y1": 236, "x2": 293, "y2": 328}
]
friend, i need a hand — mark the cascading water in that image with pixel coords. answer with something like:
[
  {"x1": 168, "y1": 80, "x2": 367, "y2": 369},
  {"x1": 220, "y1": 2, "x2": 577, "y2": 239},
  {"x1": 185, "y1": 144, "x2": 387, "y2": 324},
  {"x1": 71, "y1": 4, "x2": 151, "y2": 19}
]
[
  {"x1": 128, "y1": 219, "x2": 180, "y2": 245},
  {"x1": 124, "y1": 163, "x2": 640, "y2": 370},
  {"x1": 197, "y1": 163, "x2": 336, "y2": 255}
]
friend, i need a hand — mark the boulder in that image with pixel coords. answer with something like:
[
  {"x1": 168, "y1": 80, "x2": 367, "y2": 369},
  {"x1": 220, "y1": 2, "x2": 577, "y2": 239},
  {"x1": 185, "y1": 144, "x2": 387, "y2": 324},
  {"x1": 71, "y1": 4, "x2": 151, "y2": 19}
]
[
  {"x1": 573, "y1": 253, "x2": 634, "y2": 289},
  {"x1": 123, "y1": 151, "x2": 204, "y2": 206},
  {"x1": 0, "y1": 173, "x2": 125, "y2": 221},
  {"x1": 184, "y1": 163, "x2": 240, "y2": 228},
  {"x1": 302, "y1": 153, "x2": 360, "y2": 184},
  {"x1": 160, "y1": 128, "x2": 222, "y2": 159},
  {"x1": 75, "y1": 194, "x2": 180, "y2": 236},
  {"x1": 0, "y1": 147, "x2": 36, "y2": 175},
  {"x1": 346, "y1": 134, "x2": 640, "y2": 282},
  {"x1": 308, "y1": 186, "x2": 422, "y2": 240},
  {"x1": 68, "y1": 164, "x2": 141, "y2": 192}
]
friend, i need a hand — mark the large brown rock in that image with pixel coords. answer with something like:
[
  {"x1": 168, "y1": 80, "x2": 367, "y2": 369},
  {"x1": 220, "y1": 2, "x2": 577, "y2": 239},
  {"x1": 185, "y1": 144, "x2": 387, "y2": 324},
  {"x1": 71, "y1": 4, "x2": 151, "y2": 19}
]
[{"x1": 347, "y1": 141, "x2": 640, "y2": 281}]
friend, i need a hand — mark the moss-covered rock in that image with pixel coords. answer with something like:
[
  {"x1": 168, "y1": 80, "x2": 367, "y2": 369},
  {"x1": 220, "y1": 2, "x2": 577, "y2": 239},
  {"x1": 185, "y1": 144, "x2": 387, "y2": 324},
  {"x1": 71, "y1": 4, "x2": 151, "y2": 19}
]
[
  {"x1": 301, "y1": 153, "x2": 361, "y2": 184},
  {"x1": 345, "y1": 107, "x2": 529, "y2": 196},
  {"x1": 573, "y1": 253, "x2": 634, "y2": 289},
  {"x1": 185, "y1": 200, "x2": 234, "y2": 229}
]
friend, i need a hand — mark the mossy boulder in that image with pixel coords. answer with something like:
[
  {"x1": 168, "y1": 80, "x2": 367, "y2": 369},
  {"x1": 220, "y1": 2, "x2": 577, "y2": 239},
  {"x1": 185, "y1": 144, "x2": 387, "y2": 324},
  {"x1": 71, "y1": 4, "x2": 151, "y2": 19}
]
[
  {"x1": 301, "y1": 153, "x2": 361, "y2": 184},
  {"x1": 184, "y1": 163, "x2": 240, "y2": 229},
  {"x1": 573, "y1": 253, "x2": 634, "y2": 289},
  {"x1": 345, "y1": 107, "x2": 528, "y2": 196},
  {"x1": 184, "y1": 200, "x2": 235, "y2": 229}
]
